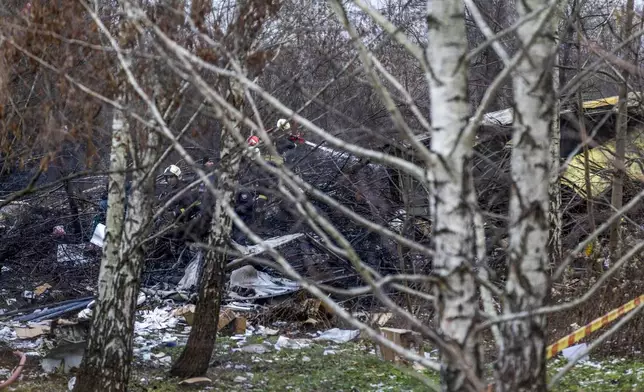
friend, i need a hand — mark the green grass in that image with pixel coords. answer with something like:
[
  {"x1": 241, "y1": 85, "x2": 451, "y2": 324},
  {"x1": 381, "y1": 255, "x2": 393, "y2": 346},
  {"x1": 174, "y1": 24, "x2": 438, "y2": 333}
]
[
  {"x1": 549, "y1": 357, "x2": 644, "y2": 392},
  {"x1": 7, "y1": 340, "x2": 644, "y2": 391}
]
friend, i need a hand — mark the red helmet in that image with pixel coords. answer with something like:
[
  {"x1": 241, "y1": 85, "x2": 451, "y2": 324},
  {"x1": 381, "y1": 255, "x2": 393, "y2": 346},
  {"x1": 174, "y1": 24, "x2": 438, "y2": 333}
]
[{"x1": 247, "y1": 135, "x2": 260, "y2": 146}]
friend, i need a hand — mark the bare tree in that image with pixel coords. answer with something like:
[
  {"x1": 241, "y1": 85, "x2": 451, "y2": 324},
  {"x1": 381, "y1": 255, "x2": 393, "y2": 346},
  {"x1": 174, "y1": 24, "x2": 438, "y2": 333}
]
[
  {"x1": 426, "y1": 0, "x2": 482, "y2": 390},
  {"x1": 170, "y1": 0, "x2": 282, "y2": 377},
  {"x1": 495, "y1": 0, "x2": 557, "y2": 390},
  {"x1": 608, "y1": 0, "x2": 635, "y2": 260}
]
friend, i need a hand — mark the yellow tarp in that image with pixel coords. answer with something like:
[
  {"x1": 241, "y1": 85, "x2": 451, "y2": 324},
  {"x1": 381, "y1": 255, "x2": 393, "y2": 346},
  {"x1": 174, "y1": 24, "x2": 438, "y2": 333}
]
[
  {"x1": 561, "y1": 135, "x2": 644, "y2": 199},
  {"x1": 581, "y1": 96, "x2": 619, "y2": 109}
]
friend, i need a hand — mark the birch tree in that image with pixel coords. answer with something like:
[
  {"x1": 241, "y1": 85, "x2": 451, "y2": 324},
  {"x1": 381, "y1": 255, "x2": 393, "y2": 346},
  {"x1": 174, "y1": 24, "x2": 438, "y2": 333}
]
[
  {"x1": 426, "y1": 1, "x2": 482, "y2": 390},
  {"x1": 73, "y1": 96, "x2": 130, "y2": 392},
  {"x1": 608, "y1": 0, "x2": 635, "y2": 260},
  {"x1": 549, "y1": 49, "x2": 562, "y2": 267},
  {"x1": 495, "y1": 1, "x2": 557, "y2": 390},
  {"x1": 74, "y1": 4, "x2": 167, "y2": 391}
]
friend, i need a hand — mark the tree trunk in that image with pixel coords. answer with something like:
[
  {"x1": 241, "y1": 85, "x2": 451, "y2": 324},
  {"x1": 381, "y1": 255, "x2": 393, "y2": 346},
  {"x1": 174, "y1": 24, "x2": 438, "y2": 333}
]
[
  {"x1": 75, "y1": 104, "x2": 161, "y2": 392},
  {"x1": 609, "y1": 0, "x2": 635, "y2": 260},
  {"x1": 74, "y1": 104, "x2": 129, "y2": 392},
  {"x1": 577, "y1": 19, "x2": 596, "y2": 262},
  {"x1": 549, "y1": 50, "x2": 562, "y2": 267},
  {"x1": 170, "y1": 85, "x2": 244, "y2": 378},
  {"x1": 426, "y1": 1, "x2": 481, "y2": 390},
  {"x1": 495, "y1": 2, "x2": 556, "y2": 391}
]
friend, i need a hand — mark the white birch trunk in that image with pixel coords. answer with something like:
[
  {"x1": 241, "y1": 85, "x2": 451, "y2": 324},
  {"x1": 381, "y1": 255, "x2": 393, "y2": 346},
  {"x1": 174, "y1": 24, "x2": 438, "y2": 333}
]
[
  {"x1": 495, "y1": 1, "x2": 556, "y2": 390},
  {"x1": 549, "y1": 51, "x2": 563, "y2": 267},
  {"x1": 75, "y1": 101, "x2": 160, "y2": 392},
  {"x1": 426, "y1": 1, "x2": 481, "y2": 390},
  {"x1": 74, "y1": 100, "x2": 130, "y2": 392}
]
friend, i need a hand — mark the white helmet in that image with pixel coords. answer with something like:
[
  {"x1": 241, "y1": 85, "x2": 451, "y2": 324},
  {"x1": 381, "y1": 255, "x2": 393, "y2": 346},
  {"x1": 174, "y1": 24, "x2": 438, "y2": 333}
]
[
  {"x1": 163, "y1": 164, "x2": 182, "y2": 179},
  {"x1": 276, "y1": 118, "x2": 291, "y2": 131}
]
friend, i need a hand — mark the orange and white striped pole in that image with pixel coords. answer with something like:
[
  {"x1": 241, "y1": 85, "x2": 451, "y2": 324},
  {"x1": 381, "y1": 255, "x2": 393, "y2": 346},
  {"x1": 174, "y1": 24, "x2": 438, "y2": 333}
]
[{"x1": 546, "y1": 294, "x2": 644, "y2": 359}]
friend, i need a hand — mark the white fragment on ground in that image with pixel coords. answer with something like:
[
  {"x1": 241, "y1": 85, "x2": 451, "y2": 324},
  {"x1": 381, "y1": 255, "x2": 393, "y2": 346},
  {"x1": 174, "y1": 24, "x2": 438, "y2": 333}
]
[
  {"x1": 0, "y1": 325, "x2": 17, "y2": 341},
  {"x1": 274, "y1": 336, "x2": 312, "y2": 351},
  {"x1": 234, "y1": 376, "x2": 247, "y2": 383},
  {"x1": 323, "y1": 349, "x2": 336, "y2": 356},
  {"x1": 256, "y1": 325, "x2": 279, "y2": 336},
  {"x1": 313, "y1": 328, "x2": 360, "y2": 344},
  {"x1": 68, "y1": 376, "x2": 76, "y2": 391},
  {"x1": 562, "y1": 343, "x2": 590, "y2": 363},
  {"x1": 239, "y1": 344, "x2": 271, "y2": 354},
  {"x1": 302, "y1": 356, "x2": 311, "y2": 362}
]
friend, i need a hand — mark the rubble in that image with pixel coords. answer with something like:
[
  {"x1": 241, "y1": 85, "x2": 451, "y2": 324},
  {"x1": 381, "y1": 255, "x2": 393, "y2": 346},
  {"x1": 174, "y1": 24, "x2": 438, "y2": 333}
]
[{"x1": 229, "y1": 265, "x2": 300, "y2": 300}]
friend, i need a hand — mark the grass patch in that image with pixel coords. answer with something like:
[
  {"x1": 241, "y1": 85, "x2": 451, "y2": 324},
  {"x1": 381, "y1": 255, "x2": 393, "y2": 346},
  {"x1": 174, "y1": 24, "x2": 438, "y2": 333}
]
[{"x1": 6, "y1": 341, "x2": 644, "y2": 391}]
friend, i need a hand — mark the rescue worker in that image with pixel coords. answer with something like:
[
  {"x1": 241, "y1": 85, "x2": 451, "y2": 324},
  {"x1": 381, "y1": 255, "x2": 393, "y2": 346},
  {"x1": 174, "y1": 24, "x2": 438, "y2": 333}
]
[
  {"x1": 158, "y1": 164, "x2": 202, "y2": 251},
  {"x1": 230, "y1": 187, "x2": 256, "y2": 245},
  {"x1": 192, "y1": 157, "x2": 217, "y2": 240},
  {"x1": 246, "y1": 118, "x2": 304, "y2": 212}
]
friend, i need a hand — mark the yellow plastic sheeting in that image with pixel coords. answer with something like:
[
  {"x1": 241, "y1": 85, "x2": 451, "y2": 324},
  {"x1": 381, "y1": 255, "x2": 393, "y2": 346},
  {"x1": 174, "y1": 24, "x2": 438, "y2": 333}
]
[
  {"x1": 561, "y1": 135, "x2": 644, "y2": 199},
  {"x1": 581, "y1": 95, "x2": 619, "y2": 109}
]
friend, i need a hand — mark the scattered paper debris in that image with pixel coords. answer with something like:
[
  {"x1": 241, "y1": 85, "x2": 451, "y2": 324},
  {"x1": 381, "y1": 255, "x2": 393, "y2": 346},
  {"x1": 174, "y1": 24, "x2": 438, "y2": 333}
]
[{"x1": 135, "y1": 307, "x2": 179, "y2": 333}]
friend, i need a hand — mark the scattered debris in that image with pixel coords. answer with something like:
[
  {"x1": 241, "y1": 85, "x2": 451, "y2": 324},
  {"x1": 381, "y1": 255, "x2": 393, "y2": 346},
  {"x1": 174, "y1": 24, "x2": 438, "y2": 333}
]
[
  {"x1": 90, "y1": 223, "x2": 106, "y2": 247},
  {"x1": 56, "y1": 244, "x2": 90, "y2": 265},
  {"x1": 217, "y1": 308, "x2": 247, "y2": 335},
  {"x1": 240, "y1": 344, "x2": 271, "y2": 354},
  {"x1": 178, "y1": 377, "x2": 212, "y2": 386},
  {"x1": 233, "y1": 376, "x2": 247, "y2": 383},
  {"x1": 34, "y1": 284, "x2": 52, "y2": 297},
  {"x1": 377, "y1": 328, "x2": 424, "y2": 363},
  {"x1": 232, "y1": 234, "x2": 304, "y2": 257},
  {"x1": 371, "y1": 313, "x2": 393, "y2": 327},
  {"x1": 256, "y1": 325, "x2": 279, "y2": 336},
  {"x1": 274, "y1": 336, "x2": 312, "y2": 351},
  {"x1": 562, "y1": 343, "x2": 590, "y2": 363},
  {"x1": 177, "y1": 250, "x2": 203, "y2": 292},
  {"x1": 229, "y1": 265, "x2": 299, "y2": 300},
  {"x1": 135, "y1": 307, "x2": 179, "y2": 332},
  {"x1": 314, "y1": 328, "x2": 359, "y2": 344},
  {"x1": 172, "y1": 304, "x2": 196, "y2": 325},
  {"x1": 14, "y1": 322, "x2": 50, "y2": 339}
]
